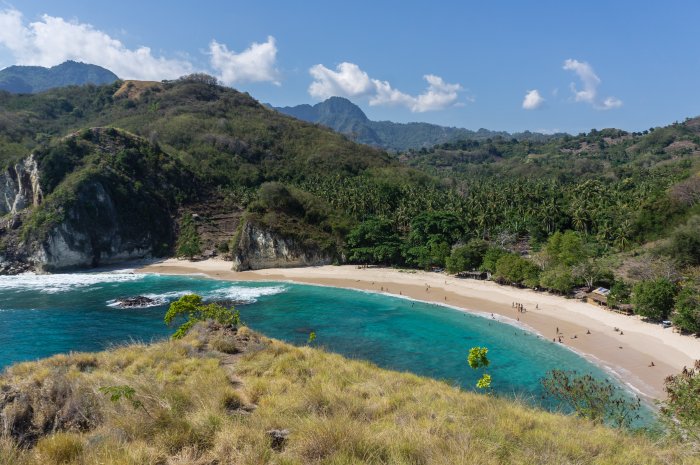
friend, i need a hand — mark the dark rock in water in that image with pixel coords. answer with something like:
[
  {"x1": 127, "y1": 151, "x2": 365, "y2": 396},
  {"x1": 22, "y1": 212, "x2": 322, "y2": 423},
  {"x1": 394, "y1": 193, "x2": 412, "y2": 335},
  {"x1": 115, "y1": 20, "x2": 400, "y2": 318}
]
[{"x1": 113, "y1": 296, "x2": 159, "y2": 308}]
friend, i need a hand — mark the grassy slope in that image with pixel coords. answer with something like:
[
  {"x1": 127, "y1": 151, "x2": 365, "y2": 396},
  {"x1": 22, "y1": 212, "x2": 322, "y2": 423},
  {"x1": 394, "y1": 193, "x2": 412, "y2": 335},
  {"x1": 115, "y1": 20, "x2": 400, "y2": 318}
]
[{"x1": 0, "y1": 323, "x2": 694, "y2": 465}]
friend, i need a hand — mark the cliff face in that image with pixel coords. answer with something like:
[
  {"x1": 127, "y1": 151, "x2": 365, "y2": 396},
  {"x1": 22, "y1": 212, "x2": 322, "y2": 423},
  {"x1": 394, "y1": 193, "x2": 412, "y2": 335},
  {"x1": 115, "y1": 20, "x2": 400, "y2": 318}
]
[
  {"x1": 0, "y1": 155, "x2": 43, "y2": 216},
  {"x1": 28, "y1": 179, "x2": 154, "y2": 271},
  {"x1": 232, "y1": 221, "x2": 333, "y2": 271},
  {"x1": 0, "y1": 129, "x2": 192, "y2": 273}
]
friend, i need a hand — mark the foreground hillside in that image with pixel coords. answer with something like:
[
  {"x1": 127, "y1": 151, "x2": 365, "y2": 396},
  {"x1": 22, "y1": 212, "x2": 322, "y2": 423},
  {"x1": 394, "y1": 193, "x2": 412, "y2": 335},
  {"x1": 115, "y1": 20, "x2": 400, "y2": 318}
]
[{"x1": 0, "y1": 322, "x2": 694, "y2": 465}]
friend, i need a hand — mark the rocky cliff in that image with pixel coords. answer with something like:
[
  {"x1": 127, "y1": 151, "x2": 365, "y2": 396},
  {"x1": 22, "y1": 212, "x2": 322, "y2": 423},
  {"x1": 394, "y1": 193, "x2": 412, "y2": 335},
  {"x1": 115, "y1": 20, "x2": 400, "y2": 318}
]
[
  {"x1": 231, "y1": 221, "x2": 333, "y2": 271},
  {"x1": 0, "y1": 128, "x2": 196, "y2": 273},
  {"x1": 0, "y1": 154, "x2": 43, "y2": 216}
]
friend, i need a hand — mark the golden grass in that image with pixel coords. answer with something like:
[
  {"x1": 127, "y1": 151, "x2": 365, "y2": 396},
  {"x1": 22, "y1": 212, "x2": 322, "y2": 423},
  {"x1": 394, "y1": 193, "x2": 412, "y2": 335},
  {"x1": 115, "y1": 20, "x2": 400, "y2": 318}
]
[{"x1": 0, "y1": 323, "x2": 697, "y2": 464}]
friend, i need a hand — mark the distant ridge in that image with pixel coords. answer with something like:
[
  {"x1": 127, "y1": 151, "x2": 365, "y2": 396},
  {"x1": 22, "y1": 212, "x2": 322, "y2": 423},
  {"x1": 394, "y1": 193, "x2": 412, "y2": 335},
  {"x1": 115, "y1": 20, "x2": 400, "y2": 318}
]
[
  {"x1": 0, "y1": 60, "x2": 119, "y2": 94},
  {"x1": 274, "y1": 97, "x2": 565, "y2": 151}
]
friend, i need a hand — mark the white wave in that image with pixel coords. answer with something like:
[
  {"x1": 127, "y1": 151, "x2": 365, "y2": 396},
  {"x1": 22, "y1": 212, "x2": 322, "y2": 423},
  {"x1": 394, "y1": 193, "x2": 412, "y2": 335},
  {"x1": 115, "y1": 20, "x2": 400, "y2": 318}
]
[
  {"x1": 0, "y1": 271, "x2": 145, "y2": 294},
  {"x1": 107, "y1": 285, "x2": 287, "y2": 307},
  {"x1": 205, "y1": 285, "x2": 287, "y2": 302}
]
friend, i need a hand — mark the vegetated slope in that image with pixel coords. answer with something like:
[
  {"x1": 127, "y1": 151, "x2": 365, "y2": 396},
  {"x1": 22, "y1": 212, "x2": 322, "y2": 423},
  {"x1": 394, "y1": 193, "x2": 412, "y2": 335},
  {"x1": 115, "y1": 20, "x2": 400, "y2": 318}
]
[
  {"x1": 0, "y1": 322, "x2": 692, "y2": 464},
  {"x1": 0, "y1": 75, "x2": 395, "y2": 271},
  {"x1": 274, "y1": 96, "x2": 564, "y2": 151},
  {"x1": 0, "y1": 127, "x2": 198, "y2": 272},
  {"x1": 0, "y1": 61, "x2": 118, "y2": 94}
]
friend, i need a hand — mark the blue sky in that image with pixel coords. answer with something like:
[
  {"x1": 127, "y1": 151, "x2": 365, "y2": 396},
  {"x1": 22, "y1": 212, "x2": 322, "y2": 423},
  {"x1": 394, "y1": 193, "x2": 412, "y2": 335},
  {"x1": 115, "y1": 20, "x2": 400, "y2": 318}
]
[{"x1": 1, "y1": 1, "x2": 698, "y2": 134}]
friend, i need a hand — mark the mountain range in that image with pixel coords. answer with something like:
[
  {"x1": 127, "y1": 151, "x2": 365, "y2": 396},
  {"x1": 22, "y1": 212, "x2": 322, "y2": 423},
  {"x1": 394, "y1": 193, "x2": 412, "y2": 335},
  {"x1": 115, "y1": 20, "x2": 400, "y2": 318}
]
[
  {"x1": 273, "y1": 97, "x2": 566, "y2": 151},
  {"x1": 0, "y1": 61, "x2": 118, "y2": 94}
]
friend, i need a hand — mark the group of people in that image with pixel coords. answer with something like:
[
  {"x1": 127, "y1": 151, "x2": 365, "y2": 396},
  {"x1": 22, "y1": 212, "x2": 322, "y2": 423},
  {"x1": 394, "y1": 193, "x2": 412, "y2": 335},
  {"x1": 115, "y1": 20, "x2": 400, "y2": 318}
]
[{"x1": 512, "y1": 302, "x2": 527, "y2": 313}]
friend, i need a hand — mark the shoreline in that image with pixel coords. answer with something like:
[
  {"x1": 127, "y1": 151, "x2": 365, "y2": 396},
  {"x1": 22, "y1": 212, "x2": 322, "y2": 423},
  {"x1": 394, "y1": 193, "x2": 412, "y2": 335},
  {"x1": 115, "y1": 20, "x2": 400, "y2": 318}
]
[{"x1": 138, "y1": 259, "x2": 700, "y2": 401}]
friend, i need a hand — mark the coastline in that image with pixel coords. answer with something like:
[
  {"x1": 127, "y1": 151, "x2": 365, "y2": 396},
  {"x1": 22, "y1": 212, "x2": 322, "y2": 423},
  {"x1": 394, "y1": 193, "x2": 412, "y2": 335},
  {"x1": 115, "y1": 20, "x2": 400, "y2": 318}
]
[{"x1": 138, "y1": 259, "x2": 700, "y2": 401}]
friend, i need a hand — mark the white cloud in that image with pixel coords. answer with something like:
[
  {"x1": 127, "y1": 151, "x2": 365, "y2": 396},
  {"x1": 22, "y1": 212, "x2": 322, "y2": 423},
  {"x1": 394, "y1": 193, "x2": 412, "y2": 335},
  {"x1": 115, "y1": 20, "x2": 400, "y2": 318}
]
[
  {"x1": 308, "y1": 62, "x2": 464, "y2": 112},
  {"x1": 0, "y1": 7, "x2": 281, "y2": 85},
  {"x1": 209, "y1": 36, "x2": 279, "y2": 85},
  {"x1": 308, "y1": 62, "x2": 374, "y2": 99},
  {"x1": 601, "y1": 96, "x2": 623, "y2": 109},
  {"x1": 0, "y1": 8, "x2": 193, "y2": 80},
  {"x1": 522, "y1": 89, "x2": 544, "y2": 110},
  {"x1": 563, "y1": 58, "x2": 622, "y2": 110}
]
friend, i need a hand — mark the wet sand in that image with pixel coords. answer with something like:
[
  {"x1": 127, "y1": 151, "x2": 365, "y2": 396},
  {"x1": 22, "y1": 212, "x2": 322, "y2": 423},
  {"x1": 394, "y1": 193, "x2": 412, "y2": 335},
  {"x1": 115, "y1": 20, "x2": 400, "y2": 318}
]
[{"x1": 138, "y1": 259, "x2": 700, "y2": 400}]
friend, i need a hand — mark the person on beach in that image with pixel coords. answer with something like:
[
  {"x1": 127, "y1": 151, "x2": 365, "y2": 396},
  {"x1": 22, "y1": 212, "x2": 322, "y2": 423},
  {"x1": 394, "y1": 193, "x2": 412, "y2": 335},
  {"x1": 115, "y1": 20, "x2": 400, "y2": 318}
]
[
  {"x1": 649, "y1": 361, "x2": 655, "y2": 367},
  {"x1": 586, "y1": 329, "x2": 591, "y2": 334}
]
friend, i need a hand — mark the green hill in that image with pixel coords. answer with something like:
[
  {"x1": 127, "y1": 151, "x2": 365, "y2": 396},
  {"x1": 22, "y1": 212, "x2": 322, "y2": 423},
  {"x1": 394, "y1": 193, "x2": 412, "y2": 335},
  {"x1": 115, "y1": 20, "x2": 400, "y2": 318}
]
[
  {"x1": 0, "y1": 323, "x2": 694, "y2": 464},
  {"x1": 0, "y1": 61, "x2": 118, "y2": 94},
  {"x1": 1, "y1": 76, "x2": 700, "y2": 331}
]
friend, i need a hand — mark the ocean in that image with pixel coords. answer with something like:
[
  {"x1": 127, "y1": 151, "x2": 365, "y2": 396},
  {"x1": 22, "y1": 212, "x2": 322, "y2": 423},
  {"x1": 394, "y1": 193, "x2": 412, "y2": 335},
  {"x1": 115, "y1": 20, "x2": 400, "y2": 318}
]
[{"x1": 0, "y1": 270, "x2": 647, "y2": 418}]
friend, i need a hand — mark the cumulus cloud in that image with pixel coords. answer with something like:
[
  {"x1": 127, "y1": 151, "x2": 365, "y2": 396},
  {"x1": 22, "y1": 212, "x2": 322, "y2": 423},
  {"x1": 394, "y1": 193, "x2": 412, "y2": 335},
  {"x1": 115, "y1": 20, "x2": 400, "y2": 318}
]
[
  {"x1": 0, "y1": 7, "x2": 280, "y2": 85},
  {"x1": 209, "y1": 36, "x2": 279, "y2": 85},
  {"x1": 563, "y1": 59, "x2": 622, "y2": 110},
  {"x1": 308, "y1": 62, "x2": 374, "y2": 99},
  {"x1": 0, "y1": 8, "x2": 193, "y2": 79},
  {"x1": 308, "y1": 61, "x2": 464, "y2": 112},
  {"x1": 522, "y1": 89, "x2": 544, "y2": 110}
]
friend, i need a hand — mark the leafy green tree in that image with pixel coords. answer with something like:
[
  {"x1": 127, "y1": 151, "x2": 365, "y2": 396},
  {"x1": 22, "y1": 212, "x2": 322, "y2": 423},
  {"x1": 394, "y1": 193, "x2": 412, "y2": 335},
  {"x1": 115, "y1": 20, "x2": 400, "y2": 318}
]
[
  {"x1": 661, "y1": 360, "x2": 700, "y2": 442},
  {"x1": 404, "y1": 211, "x2": 463, "y2": 268},
  {"x1": 541, "y1": 370, "x2": 641, "y2": 428},
  {"x1": 346, "y1": 217, "x2": 402, "y2": 264},
  {"x1": 164, "y1": 294, "x2": 240, "y2": 339},
  {"x1": 544, "y1": 230, "x2": 587, "y2": 267},
  {"x1": 607, "y1": 281, "x2": 631, "y2": 308},
  {"x1": 446, "y1": 239, "x2": 488, "y2": 273},
  {"x1": 672, "y1": 287, "x2": 700, "y2": 333},
  {"x1": 494, "y1": 253, "x2": 540, "y2": 287},
  {"x1": 176, "y1": 212, "x2": 202, "y2": 259},
  {"x1": 631, "y1": 278, "x2": 677, "y2": 320},
  {"x1": 666, "y1": 215, "x2": 700, "y2": 267},
  {"x1": 539, "y1": 265, "x2": 575, "y2": 294},
  {"x1": 480, "y1": 247, "x2": 507, "y2": 274},
  {"x1": 468, "y1": 346, "x2": 491, "y2": 390}
]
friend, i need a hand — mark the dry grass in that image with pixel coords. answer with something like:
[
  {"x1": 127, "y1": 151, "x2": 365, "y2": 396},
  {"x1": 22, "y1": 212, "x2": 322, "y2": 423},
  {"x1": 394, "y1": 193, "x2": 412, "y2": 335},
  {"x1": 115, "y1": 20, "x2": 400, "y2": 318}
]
[{"x1": 0, "y1": 322, "x2": 697, "y2": 464}]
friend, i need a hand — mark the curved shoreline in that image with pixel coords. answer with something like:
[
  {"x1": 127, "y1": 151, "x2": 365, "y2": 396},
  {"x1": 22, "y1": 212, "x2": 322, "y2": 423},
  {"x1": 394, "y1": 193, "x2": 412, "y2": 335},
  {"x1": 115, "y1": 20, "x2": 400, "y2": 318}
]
[{"x1": 138, "y1": 259, "x2": 700, "y2": 400}]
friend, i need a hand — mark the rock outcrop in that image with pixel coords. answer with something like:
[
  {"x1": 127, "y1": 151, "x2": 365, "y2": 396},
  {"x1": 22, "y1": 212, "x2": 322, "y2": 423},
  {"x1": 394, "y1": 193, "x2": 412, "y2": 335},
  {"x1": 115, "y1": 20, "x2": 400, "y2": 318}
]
[
  {"x1": 0, "y1": 154, "x2": 42, "y2": 216},
  {"x1": 28, "y1": 179, "x2": 154, "y2": 271},
  {"x1": 231, "y1": 221, "x2": 333, "y2": 271}
]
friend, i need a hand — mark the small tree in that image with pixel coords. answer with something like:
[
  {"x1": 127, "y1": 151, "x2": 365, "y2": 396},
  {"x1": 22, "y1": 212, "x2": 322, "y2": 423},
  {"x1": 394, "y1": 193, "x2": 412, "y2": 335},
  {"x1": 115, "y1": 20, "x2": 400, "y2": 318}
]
[
  {"x1": 541, "y1": 370, "x2": 640, "y2": 428},
  {"x1": 468, "y1": 346, "x2": 492, "y2": 390},
  {"x1": 446, "y1": 239, "x2": 488, "y2": 274},
  {"x1": 607, "y1": 281, "x2": 631, "y2": 308},
  {"x1": 672, "y1": 287, "x2": 700, "y2": 334},
  {"x1": 99, "y1": 385, "x2": 151, "y2": 418},
  {"x1": 164, "y1": 294, "x2": 239, "y2": 339},
  {"x1": 539, "y1": 265, "x2": 575, "y2": 294},
  {"x1": 661, "y1": 360, "x2": 700, "y2": 442},
  {"x1": 631, "y1": 278, "x2": 677, "y2": 320},
  {"x1": 176, "y1": 212, "x2": 202, "y2": 260}
]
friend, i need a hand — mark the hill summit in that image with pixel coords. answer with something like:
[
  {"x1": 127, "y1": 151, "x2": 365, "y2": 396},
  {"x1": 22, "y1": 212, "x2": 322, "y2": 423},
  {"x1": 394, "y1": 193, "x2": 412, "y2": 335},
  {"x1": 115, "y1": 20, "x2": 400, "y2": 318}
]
[{"x1": 0, "y1": 61, "x2": 118, "y2": 94}]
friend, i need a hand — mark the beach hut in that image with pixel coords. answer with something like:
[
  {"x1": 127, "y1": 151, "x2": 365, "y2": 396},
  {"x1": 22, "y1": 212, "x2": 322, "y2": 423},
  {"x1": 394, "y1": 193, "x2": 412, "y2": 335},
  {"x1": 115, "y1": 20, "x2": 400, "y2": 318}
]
[{"x1": 587, "y1": 287, "x2": 610, "y2": 307}]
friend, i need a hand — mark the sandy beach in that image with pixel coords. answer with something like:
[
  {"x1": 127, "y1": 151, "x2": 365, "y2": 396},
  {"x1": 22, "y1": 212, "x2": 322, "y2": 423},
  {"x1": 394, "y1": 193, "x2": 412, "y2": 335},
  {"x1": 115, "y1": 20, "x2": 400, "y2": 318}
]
[{"x1": 138, "y1": 259, "x2": 700, "y2": 401}]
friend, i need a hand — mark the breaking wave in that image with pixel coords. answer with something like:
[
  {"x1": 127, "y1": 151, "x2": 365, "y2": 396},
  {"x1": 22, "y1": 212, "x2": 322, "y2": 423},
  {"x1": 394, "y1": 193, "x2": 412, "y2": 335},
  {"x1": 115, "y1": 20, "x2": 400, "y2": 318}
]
[{"x1": 0, "y1": 272, "x2": 144, "y2": 294}]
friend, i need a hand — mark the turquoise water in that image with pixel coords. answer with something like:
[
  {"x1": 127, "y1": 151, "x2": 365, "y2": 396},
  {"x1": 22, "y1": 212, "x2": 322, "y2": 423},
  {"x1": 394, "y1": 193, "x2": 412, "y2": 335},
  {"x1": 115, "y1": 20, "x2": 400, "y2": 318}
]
[{"x1": 0, "y1": 271, "x2": 638, "y2": 413}]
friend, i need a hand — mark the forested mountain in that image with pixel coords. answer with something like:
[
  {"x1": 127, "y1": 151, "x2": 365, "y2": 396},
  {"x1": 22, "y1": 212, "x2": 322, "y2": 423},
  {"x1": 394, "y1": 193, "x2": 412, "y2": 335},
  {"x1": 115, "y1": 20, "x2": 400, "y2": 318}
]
[
  {"x1": 0, "y1": 61, "x2": 118, "y2": 94},
  {"x1": 274, "y1": 96, "x2": 565, "y2": 151},
  {"x1": 1, "y1": 75, "x2": 700, "y2": 331}
]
